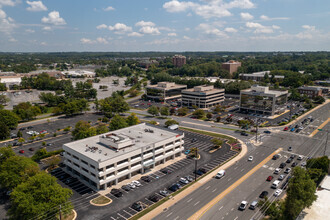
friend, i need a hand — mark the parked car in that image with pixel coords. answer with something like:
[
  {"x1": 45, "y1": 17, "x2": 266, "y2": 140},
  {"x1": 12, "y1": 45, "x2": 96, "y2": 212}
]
[
  {"x1": 28, "y1": 147, "x2": 34, "y2": 151},
  {"x1": 290, "y1": 154, "x2": 296, "y2": 159},
  {"x1": 179, "y1": 177, "x2": 189, "y2": 185},
  {"x1": 274, "y1": 168, "x2": 281, "y2": 174},
  {"x1": 297, "y1": 155, "x2": 303, "y2": 160},
  {"x1": 185, "y1": 176, "x2": 193, "y2": 182},
  {"x1": 168, "y1": 184, "x2": 179, "y2": 192},
  {"x1": 159, "y1": 190, "x2": 170, "y2": 197},
  {"x1": 19, "y1": 150, "x2": 24, "y2": 154},
  {"x1": 141, "y1": 176, "x2": 151, "y2": 182},
  {"x1": 122, "y1": 185, "x2": 131, "y2": 191},
  {"x1": 111, "y1": 189, "x2": 123, "y2": 197},
  {"x1": 291, "y1": 162, "x2": 298, "y2": 167},
  {"x1": 286, "y1": 158, "x2": 292, "y2": 163},
  {"x1": 272, "y1": 154, "x2": 280, "y2": 160},
  {"x1": 278, "y1": 174, "x2": 286, "y2": 180},
  {"x1": 184, "y1": 149, "x2": 191, "y2": 155},
  {"x1": 148, "y1": 194, "x2": 160, "y2": 202},
  {"x1": 161, "y1": 168, "x2": 172, "y2": 174},
  {"x1": 283, "y1": 127, "x2": 289, "y2": 131},
  {"x1": 128, "y1": 183, "x2": 136, "y2": 189},
  {"x1": 274, "y1": 189, "x2": 283, "y2": 197},
  {"x1": 290, "y1": 128, "x2": 295, "y2": 132},
  {"x1": 284, "y1": 168, "x2": 291, "y2": 174},
  {"x1": 132, "y1": 180, "x2": 141, "y2": 187},
  {"x1": 288, "y1": 146, "x2": 293, "y2": 151},
  {"x1": 199, "y1": 168, "x2": 207, "y2": 173},
  {"x1": 279, "y1": 163, "x2": 286, "y2": 168},
  {"x1": 248, "y1": 156, "x2": 253, "y2": 161},
  {"x1": 264, "y1": 130, "x2": 271, "y2": 134},
  {"x1": 131, "y1": 202, "x2": 142, "y2": 211},
  {"x1": 239, "y1": 201, "x2": 248, "y2": 210},
  {"x1": 301, "y1": 162, "x2": 307, "y2": 167},
  {"x1": 266, "y1": 176, "x2": 273, "y2": 181},
  {"x1": 40, "y1": 130, "x2": 47, "y2": 134}
]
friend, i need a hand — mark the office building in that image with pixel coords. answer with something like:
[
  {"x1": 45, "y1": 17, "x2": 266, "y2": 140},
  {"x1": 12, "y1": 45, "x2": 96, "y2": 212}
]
[
  {"x1": 298, "y1": 86, "x2": 323, "y2": 98},
  {"x1": 240, "y1": 85, "x2": 288, "y2": 116},
  {"x1": 146, "y1": 82, "x2": 187, "y2": 101},
  {"x1": 182, "y1": 85, "x2": 225, "y2": 109},
  {"x1": 172, "y1": 55, "x2": 186, "y2": 67},
  {"x1": 222, "y1": 60, "x2": 241, "y2": 75},
  {"x1": 239, "y1": 71, "x2": 284, "y2": 82},
  {"x1": 63, "y1": 123, "x2": 184, "y2": 191}
]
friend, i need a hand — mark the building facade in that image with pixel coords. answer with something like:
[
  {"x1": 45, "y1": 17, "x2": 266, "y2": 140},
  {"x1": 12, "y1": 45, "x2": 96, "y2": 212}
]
[
  {"x1": 239, "y1": 71, "x2": 284, "y2": 82},
  {"x1": 172, "y1": 55, "x2": 186, "y2": 67},
  {"x1": 298, "y1": 86, "x2": 323, "y2": 98},
  {"x1": 146, "y1": 82, "x2": 187, "y2": 101},
  {"x1": 182, "y1": 85, "x2": 225, "y2": 109},
  {"x1": 239, "y1": 85, "x2": 288, "y2": 116},
  {"x1": 62, "y1": 123, "x2": 184, "y2": 191},
  {"x1": 221, "y1": 60, "x2": 241, "y2": 75}
]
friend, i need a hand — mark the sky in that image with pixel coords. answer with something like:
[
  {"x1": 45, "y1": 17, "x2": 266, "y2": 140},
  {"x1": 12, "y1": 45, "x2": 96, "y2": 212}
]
[{"x1": 0, "y1": 0, "x2": 329, "y2": 52}]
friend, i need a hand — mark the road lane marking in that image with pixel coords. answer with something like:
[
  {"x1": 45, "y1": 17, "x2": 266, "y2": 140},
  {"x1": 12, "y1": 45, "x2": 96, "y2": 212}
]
[
  {"x1": 188, "y1": 148, "x2": 283, "y2": 220},
  {"x1": 212, "y1": 188, "x2": 217, "y2": 192},
  {"x1": 227, "y1": 178, "x2": 232, "y2": 182},
  {"x1": 205, "y1": 186, "x2": 210, "y2": 190},
  {"x1": 187, "y1": 198, "x2": 192, "y2": 203},
  {"x1": 117, "y1": 213, "x2": 127, "y2": 220},
  {"x1": 241, "y1": 168, "x2": 244, "y2": 172},
  {"x1": 310, "y1": 117, "x2": 330, "y2": 137},
  {"x1": 219, "y1": 206, "x2": 223, "y2": 211},
  {"x1": 194, "y1": 201, "x2": 200, "y2": 206},
  {"x1": 174, "y1": 216, "x2": 179, "y2": 220},
  {"x1": 234, "y1": 217, "x2": 238, "y2": 220},
  {"x1": 166, "y1": 212, "x2": 173, "y2": 218}
]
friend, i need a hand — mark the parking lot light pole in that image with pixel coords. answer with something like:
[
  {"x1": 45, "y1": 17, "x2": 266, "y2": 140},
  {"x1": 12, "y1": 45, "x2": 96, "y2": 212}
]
[
  {"x1": 194, "y1": 148, "x2": 198, "y2": 182},
  {"x1": 319, "y1": 129, "x2": 329, "y2": 156}
]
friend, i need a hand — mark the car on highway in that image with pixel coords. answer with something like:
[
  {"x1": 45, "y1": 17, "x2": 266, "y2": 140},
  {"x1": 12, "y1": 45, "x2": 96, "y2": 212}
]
[
  {"x1": 215, "y1": 170, "x2": 225, "y2": 179},
  {"x1": 239, "y1": 201, "x2": 248, "y2": 210},
  {"x1": 279, "y1": 163, "x2": 286, "y2": 168},
  {"x1": 241, "y1": 132, "x2": 248, "y2": 136},
  {"x1": 278, "y1": 174, "x2": 286, "y2": 180},
  {"x1": 274, "y1": 168, "x2": 281, "y2": 174},
  {"x1": 259, "y1": 191, "x2": 268, "y2": 198},
  {"x1": 249, "y1": 201, "x2": 258, "y2": 210},
  {"x1": 284, "y1": 168, "x2": 291, "y2": 174},
  {"x1": 19, "y1": 150, "x2": 24, "y2": 154},
  {"x1": 159, "y1": 190, "x2": 170, "y2": 197},
  {"x1": 248, "y1": 156, "x2": 253, "y2": 161},
  {"x1": 264, "y1": 130, "x2": 271, "y2": 134},
  {"x1": 131, "y1": 202, "x2": 143, "y2": 211},
  {"x1": 266, "y1": 176, "x2": 273, "y2": 181},
  {"x1": 47, "y1": 143, "x2": 52, "y2": 146},
  {"x1": 274, "y1": 189, "x2": 283, "y2": 197}
]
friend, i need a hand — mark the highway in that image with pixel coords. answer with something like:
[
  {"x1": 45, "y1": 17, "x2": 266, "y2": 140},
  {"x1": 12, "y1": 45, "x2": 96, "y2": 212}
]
[{"x1": 153, "y1": 102, "x2": 330, "y2": 220}]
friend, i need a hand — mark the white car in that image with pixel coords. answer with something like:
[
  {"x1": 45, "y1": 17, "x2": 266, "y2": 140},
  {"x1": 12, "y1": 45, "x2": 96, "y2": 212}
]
[
  {"x1": 128, "y1": 183, "x2": 136, "y2": 189},
  {"x1": 274, "y1": 189, "x2": 283, "y2": 197},
  {"x1": 284, "y1": 168, "x2": 291, "y2": 174},
  {"x1": 297, "y1": 155, "x2": 303, "y2": 160},
  {"x1": 239, "y1": 201, "x2": 248, "y2": 210},
  {"x1": 301, "y1": 162, "x2": 307, "y2": 167},
  {"x1": 278, "y1": 174, "x2": 286, "y2": 180},
  {"x1": 248, "y1": 156, "x2": 253, "y2": 161},
  {"x1": 179, "y1": 178, "x2": 189, "y2": 184},
  {"x1": 132, "y1": 180, "x2": 141, "y2": 187},
  {"x1": 274, "y1": 168, "x2": 281, "y2": 174}
]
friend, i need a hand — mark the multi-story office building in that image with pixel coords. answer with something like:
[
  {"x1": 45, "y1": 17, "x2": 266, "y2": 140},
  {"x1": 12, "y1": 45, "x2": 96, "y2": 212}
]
[
  {"x1": 221, "y1": 60, "x2": 241, "y2": 76},
  {"x1": 172, "y1": 55, "x2": 186, "y2": 67},
  {"x1": 62, "y1": 123, "x2": 184, "y2": 191},
  {"x1": 239, "y1": 71, "x2": 284, "y2": 82},
  {"x1": 239, "y1": 85, "x2": 288, "y2": 116},
  {"x1": 146, "y1": 82, "x2": 187, "y2": 101},
  {"x1": 298, "y1": 86, "x2": 323, "y2": 98},
  {"x1": 182, "y1": 85, "x2": 225, "y2": 109}
]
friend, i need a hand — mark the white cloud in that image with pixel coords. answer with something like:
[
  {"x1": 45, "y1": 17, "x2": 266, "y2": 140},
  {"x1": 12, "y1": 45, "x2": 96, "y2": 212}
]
[
  {"x1": 42, "y1": 26, "x2": 51, "y2": 31},
  {"x1": 128, "y1": 32, "x2": 143, "y2": 37},
  {"x1": 80, "y1": 38, "x2": 94, "y2": 44},
  {"x1": 272, "y1": 25, "x2": 280, "y2": 30},
  {"x1": 40, "y1": 41, "x2": 47, "y2": 46},
  {"x1": 225, "y1": 27, "x2": 237, "y2": 33},
  {"x1": 103, "y1": 6, "x2": 115, "y2": 11},
  {"x1": 246, "y1": 22, "x2": 263, "y2": 29},
  {"x1": 26, "y1": 1, "x2": 47, "y2": 12},
  {"x1": 260, "y1": 15, "x2": 289, "y2": 21},
  {"x1": 96, "y1": 24, "x2": 107, "y2": 29},
  {"x1": 0, "y1": 0, "x2": 17, "y2": 7},
  {"x1": 240, "y1": 12, "x2": 253, "y2": 20},
  {"x1": 184, "y1": 27, "x2": 190, "y2": 31},
  {"x1": 158, "y1": 26, "x2": 175, "y2": 31},
  {"x1": 260, "y1": 15, "x2": 269, "y2": 20},
  {"x1": 96, "y1": 37, "x2": 108, "y2": 44},
  {"x1": 139, "y1": 26, "x2": 160, "y2": 35},
  {"x1": 8, "y1": 37, "x2": 16, "y2": 42},
  {"x1": 168, "y1": 32, "x2": 177, "y2": 36},
  {"x1": 41, "y1": 11, "x2": 66, "y2": 25},
  {"x1": 183, "y1": 36, "x2": 190, "y2": 40},
  {"x1": 246, "y1": 22, "x2": 275, "y2": 34},
  {"x1": 302, "y1": 25, "x2": 315, "y2": 31},
  {"x1": 25, "y1": 28, "x2": 35, "y2": 33},
  {"x1": 0, "y1": 8, "x2": 6, "y2": 19},
  {"x1": 135, "y1": 20, "x2": 155, "y2": 27},
  {"x1": 0, "y1": 8, "x2": 16, "y2": 34},
  {"x1": 108, "y1": 23, "x2": 132, "y2": 34},
  {"x1": 197, "y1": 23, "x2": 227, "y2": 37},
  {"x1": 163, "y1": 0, "x2": 254, "y2": 19}
]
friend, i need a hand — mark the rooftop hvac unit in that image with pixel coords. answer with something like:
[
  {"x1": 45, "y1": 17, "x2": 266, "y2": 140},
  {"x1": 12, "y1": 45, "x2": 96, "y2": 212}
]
[
  {"x1": 98, "y1": 159, "x2": 101, "y2": 162},
  {"x1": 104, "y1": 153, "x2": 107, "y2": 156},
  {"x1": 99, "y1": 150, "x2": 102, "y2": 154}
]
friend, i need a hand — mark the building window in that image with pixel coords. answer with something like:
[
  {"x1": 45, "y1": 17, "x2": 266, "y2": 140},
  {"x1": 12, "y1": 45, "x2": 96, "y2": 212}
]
[
  {"x1": 106, "y1": 164, "x2": 114, "y2": 169},
  {"x1": 66, "y1": 152, "x2": 71, "y2": 156},
  {"x1": 143, "y1": 150, "x2": 153, "y2": 155},
  {"x1": 165, "y1": 142, "x2": 173, "y2": 147},
  {"x1": 72, "y1": 155, "x2": 79, "y2": 160},
  {"x1": 82, "y1": 167, "x2": 88, "y2": 173},
  {"x1": 131, "y1": 154, "x2": 141, "y2": 160},
  {"x1": 73, "y1": 163, "x2": 80, "y2": 168},
  {"x1": 67, "y1": 159, "x2": 71, "y2": 163},
  {"x1": 90, "y1": 164, "x2": 95, "y2": 169},
  {"x1": 131, "y1": 162, "x2": 141, "y2": 167},
  {"x1": 106, "y1": 172, "x2": 115, "y2": 177},
  {"x1": 91, "y1": 173, "x2": 96, "y2": 177},
  {"x1": 118, "y1": 167, "x2": 129, "y2": 173},
  {"x1": 98, "y1": 168, "x2": 103, "y2": 172},
  {"x1": 81, "y1": 160, "x2": 88, "y2": 165},
  {"x1": 155, "y1": 146, "x2": 163, "y2": 151},
  {"x1": 117, "y1": 159, "x2": 128, "y2": 166}
]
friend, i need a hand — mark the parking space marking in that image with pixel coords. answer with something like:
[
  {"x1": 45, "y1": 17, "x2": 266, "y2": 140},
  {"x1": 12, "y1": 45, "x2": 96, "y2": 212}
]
[
  {"x1": 123, "y1": 210, "x2": 132, "y2": 216},
  {"x1": 117, "y1": 213, "x2": 127, "y2": 220}
]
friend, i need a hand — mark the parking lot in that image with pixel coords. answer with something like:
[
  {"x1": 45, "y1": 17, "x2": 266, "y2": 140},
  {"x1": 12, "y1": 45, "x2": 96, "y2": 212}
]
[{"x1": 52, "y1": 129, "x2": 239, "y2": 220}]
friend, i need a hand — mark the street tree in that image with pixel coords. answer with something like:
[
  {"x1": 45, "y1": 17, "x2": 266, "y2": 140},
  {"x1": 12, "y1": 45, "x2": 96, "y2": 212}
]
[
  {"x1": 307, "y1": 156, "x2": 330, "y2": 173},
  {"x1": 0, "y1": 109, "x2": 20, "y2": 129},
  {"x1": 192, "y1": 109, "x2": 205, "y2": 119},
  {"x1": 109, "y1": 115, "x2": 128, "y2": 131},
  {"x1": 148, "y1": 106, "x2": 159, "y2": 116},
  {"x1": 96, "y1": 123, "x2": 109, "y2": 134},
  {"x1": 0, "y1": 156, "x2": 39, "y2": 190},
  {"x1": 17, "y1": 130, "x2": 23, "y2": 138},
  {"x1": 0, "y1": 146, "x2": 15, "y2": 165},
  {"x1": 211, "y1": 138, "x2": 223, "y2": 149},
  {"x1": 126, "y1": 113, "x2": 140, "y2": 126},
  {"x1": 0, "y1": 94, "x2": 9, "y2": 106},
  {"x1": 72, "y1": 120, "x2": 97, "y2": 140},
  {"x1": 0, "y1": 122, "x2": 10, "y2": 140},
  {"x1": 177, "y1": 107, "x2": 189, "y2": 116},
  {"x1": 206, "y1": 112, "x2": 213, "y2": 120},
  {"x1": 165, "y1": 119, "x2": 179, "y2": 127},
  {"x1": 46, "y1": 156, "x2": 61, "y2": 169},
  {"x1": 160, "y1": 107, "x2": 170, "y2": 116},
  {"x1": 8, "y1": 172, "x2": 73, "y2": 220}
]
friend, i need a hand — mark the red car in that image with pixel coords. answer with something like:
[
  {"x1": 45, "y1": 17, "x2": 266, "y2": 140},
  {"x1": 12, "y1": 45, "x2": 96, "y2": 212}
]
[
  {"x1": 19, "y1": 150, "x2": 24, "y2": 154},
  {"x1": 266, "y1": 175, "x2": 273, "y2": 181},
  {"x1": 283, "y1": 127, "x2": 289, "y2": 131},
  {"x1": 40, "y1": 130, "x2": 47, "y2": 134}
]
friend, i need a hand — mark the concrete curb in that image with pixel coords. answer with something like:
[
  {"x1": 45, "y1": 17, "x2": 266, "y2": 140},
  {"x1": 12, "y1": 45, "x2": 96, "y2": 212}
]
[{"x1": 138, "y1": 129, "x2": 247, "y2": 220}]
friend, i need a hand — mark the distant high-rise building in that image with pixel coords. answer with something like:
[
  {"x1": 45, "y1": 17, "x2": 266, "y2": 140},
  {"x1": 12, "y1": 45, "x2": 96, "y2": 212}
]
[
  {"x1": 222, "y1": 60, "x2": 241, "y2": 75},
  {"x1": 172, "y1": 55, "x2": 186, "y2": 67}
]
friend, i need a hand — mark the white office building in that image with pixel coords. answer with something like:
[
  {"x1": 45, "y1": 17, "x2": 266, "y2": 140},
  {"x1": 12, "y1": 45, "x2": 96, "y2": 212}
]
[{"x1": 62, "y1": 123, "x2": 184, "y2": 191}]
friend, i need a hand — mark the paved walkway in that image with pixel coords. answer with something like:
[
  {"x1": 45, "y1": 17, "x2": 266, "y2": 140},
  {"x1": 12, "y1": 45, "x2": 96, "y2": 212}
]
[{"x1": 139, "y1": 129, "x2": 247, "y2": 220}]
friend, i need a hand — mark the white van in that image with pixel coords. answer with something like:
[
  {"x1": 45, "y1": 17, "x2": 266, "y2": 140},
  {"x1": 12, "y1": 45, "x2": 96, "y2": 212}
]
[
  {"x1": 272, "y1": 180, "x2": 280, "y2": 189},
  {"x1": 215, "y1": 170, "x2": 225, "y2": 179}
]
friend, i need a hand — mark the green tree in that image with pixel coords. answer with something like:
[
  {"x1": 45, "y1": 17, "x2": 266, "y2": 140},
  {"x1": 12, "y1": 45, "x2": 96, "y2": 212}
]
[
  {"x1": 0, "y1": 94, "x2": 9, "y2": 106},
  {"x1": 282, "y1": 167, "x2": 317, "y2": 219},
  {"x1": 109, "y1": 115, "x2": 128, "y2": 131},
  {"x1": 31, "y1": 148, "x2": 48, "y2": 161},
  {"x1": 148, "y1": 106, "x2": 159, "y2": 116},
  {"x1": 160, "y1": 106, "x2": 170, "y2": 116},
  {"x1": 313, "y1": 96, "x2": 325, "y2": 104},
  {"x1": 308, "y1": 168, "x2": 325, "y2": 186},
  {"x1": 96, "y1": 123, "x2": 109, "y2": 134},
  {"x1": 129, "y1": 89, "x2": 139, "y2": 97},
  {"x1": 18, "y1": 137, "x2": 25, "y2": 144},
  {"x1": 72, "y1": 120, "x2": 97, "y2": 140},
  {"x1": 0, "y1": 146, "x2": 15, "y2": 165},
  {"x1": 0, "y1": 156, "x2": 39, "y2": 190},
  {"x1": 0, "y1": 121, "x2": 10, "y2": 140},
  {"x1": 17, "y1": 130, "x2": 23, "y2": 138},
  {"x1": 8, "y1": 172, "x2": 73, "y2": 220},
  {"x1": 0, "y1": 109, "x2": 20, "y2": 129},
  {"x1": 206, "y1": 112, "x2": 213, "y2": 120},
  {"x1": 213, "y1": 105, "x2": 222, "y2": 113},
  {"x1": 307, "y1": 156, "x2": 330, "y2": 173},
  {"x1": 149, "y1": 120, "x2": 158, "y2": 125},
  {"x1": 189, "y1": 147, "x2": 198, "y2": 158},
  {"x1": 99, "y1": 95, "x2": 130, "y2": 116},
  {"x1": 46, "y1": 156, "x2": 61, "y2": 169},
  {"x1": 177, "y1": 107, "x2": 189, "y2": 116},
  {"x1": 192, "y1": 109, "x2": 205, "y2": 119},
  {"x1": 126, "y1": 113, "x2": 140, "y2": 126},
  {"x1": 211, "y1": 138, "x2": 223, "y2": 149},
  {"x1": 165, "y1": 119, "x2": 179, "y2": 127}
]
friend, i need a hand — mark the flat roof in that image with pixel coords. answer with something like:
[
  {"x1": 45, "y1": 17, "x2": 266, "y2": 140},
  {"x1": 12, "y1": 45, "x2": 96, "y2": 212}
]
[
  {"x1": 146, "y1": 83, "x2": 186, "y2": 90},
  {"x1": 182, "y1": 87, "x2": 224, "y2": 94},
  {"x1": 298, "y1": 86, "x2": 321, "y2": 91},
  {"x1": 63, "y1": 123, "x2": 182, "y2": 163},
  {"x1": 241, "y1": 88, "x2": 288, "y2": 96}
]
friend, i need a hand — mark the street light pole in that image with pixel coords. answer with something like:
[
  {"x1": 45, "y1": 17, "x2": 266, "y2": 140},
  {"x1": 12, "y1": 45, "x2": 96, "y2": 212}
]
[
  {"x1": 194, "y1": 148, "x2": 198, "y2": 182},
  {"x1": 255, "y1": 120, "x2": 259, "y2": 143},
  {"x1": 323, "y1": 130, "x2": 329, "y2": 157}
]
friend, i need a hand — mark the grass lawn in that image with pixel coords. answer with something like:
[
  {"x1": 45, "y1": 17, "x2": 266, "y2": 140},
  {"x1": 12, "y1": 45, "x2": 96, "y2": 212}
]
[{"x1": 91, "y1": 196, "x2": 111, "y2": 205}]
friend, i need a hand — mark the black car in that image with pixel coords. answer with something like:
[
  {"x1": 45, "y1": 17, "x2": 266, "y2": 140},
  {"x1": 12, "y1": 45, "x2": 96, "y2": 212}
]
[
  {"x1": 161, "y1": 168, "x2": 172, "y2": 174},
  {"x1": 111, "y1": 189, "x2": 123, "y2": 197},
  {"x1": 259, "y1": 191, "x2": 268, "y2": 198},
  {"x1": 27, "y1": 126, "x2": 33, "y2": 129},
  {"x1": 199, "y1": 168, "x2": 207, "y2": 173},
  {"x1": 279, "y1": 163, "x2": 286, "y2": 168},
  {"x1": 272, "y1": 154, "x2": 280, "y2": 160},
  {"x1": 191, "y1": 138, "x2": 197, "y2": 143},
  {"x1": 141, "y1": 176, "x2": 151, "y2": 182},
  {"x1": 291, "y1": 162, "x2": 297, "y2": 167},
  {"x1": 131, "y1": 202, "x2": 142, "y2": 211},
  {"x1": 286, "y1": 158, "x2": 292, "y2": 163},
  {"x1": 121, "y1": 185, "x2": 131, "y2": 191},
  {"x1": 194, "y1": 169, "x2": 203, "y2": 175},
  {"x1": 290, "y1": 155, "x2": 295, "y2": 159},
  {"x1": 241, "y1": 132, "x2": 248, "y2": 136},
  {"x1": 168, "y1": 184, "x2": 179, "y2": 192},
  {"x1": 148, "y1": 194, "x2": 160, "y2": 202}
]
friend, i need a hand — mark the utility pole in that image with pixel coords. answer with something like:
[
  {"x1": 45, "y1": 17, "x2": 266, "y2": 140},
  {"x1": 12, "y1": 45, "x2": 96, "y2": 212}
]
[
  {"x1": 320, "y1": 129, "x2": 329, "y2": 156},
  {"x1": 59, "y1": 205, "x2": 62, "y2": 220},
  {"x1": 255, "y1": 120, "x2": 259, "y2": 143},
  {"x1": 194, "y1": 148, "x2": 198, "y2": 182}
]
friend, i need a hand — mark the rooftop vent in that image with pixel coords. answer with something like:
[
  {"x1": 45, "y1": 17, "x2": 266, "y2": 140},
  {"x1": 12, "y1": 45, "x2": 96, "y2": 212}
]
[{"x1": 144, "y1": 128, "x2": 154, "y2": 133}]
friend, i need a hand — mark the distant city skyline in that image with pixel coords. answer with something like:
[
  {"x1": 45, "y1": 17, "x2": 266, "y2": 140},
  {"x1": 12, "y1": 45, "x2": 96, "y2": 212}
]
[{"x1": 0, "y1": 0, "x2": 329, "y2": 52}]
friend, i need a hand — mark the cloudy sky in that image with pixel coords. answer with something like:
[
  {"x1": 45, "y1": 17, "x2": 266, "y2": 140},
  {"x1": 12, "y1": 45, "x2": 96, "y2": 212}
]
[{"x1": 0, "y1": 0, "x2": 329, "y2": 52}]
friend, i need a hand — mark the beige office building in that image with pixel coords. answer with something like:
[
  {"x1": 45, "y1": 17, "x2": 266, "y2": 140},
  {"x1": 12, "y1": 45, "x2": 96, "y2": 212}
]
[{"x1": 146, "y1": 82, "x2": 187, "y2": 101}]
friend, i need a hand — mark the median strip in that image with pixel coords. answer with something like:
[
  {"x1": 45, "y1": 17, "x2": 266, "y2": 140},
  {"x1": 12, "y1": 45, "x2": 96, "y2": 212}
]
[{"x1": 309, "y1": 117, "x2": 330, "y2": 137}]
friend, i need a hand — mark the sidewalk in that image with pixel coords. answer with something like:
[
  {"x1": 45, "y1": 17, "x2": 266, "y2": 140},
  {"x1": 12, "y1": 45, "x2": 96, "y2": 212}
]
[{"x1": 139, "y1": 132, "x2": 247, "y2": 220}]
